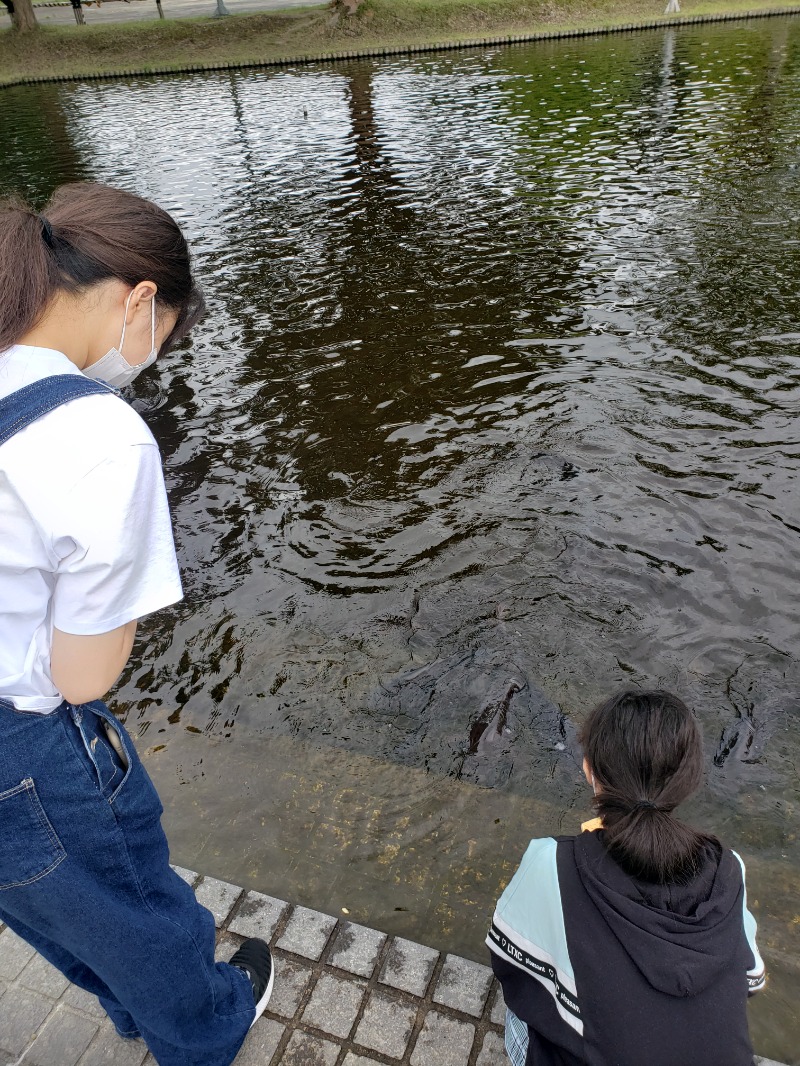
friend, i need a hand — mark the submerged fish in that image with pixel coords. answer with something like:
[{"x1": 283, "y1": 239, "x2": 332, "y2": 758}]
[{"x1": 468, "y1": 679, "x2": 523, "y2": 755}]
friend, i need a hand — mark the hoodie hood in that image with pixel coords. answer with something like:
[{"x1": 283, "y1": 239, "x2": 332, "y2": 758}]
[{"x1": 574, "y1": 830, "x2": 745, "y2": 998}]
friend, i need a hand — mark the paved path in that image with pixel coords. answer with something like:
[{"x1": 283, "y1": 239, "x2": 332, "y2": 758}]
[
  {"x1": 4, "y1": 0, "x2": 322, "y2": 27},
  {"x1": 0, "y1": 867, "x2": 790, "y2": 1066}
]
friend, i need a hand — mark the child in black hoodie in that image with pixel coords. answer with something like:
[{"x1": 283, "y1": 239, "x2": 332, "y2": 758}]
[{"x1": 487, "y1": 690, "x2": 765, "y2": 1066}]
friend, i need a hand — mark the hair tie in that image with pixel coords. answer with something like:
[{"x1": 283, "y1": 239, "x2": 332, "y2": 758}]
[
  {"x1": 39, "y1": 215, "x2": 55, "y2": 249},
  {"x1": 632, "y1": 799, "x2": 658, "y2": 813}
]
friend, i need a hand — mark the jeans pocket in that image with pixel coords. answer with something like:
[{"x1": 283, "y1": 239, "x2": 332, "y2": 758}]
[
  {"x1": 0, "y1": 779, "x2": 66, "y2": 890},
  {"x1": 70, "y1": 705, "x2": 130, "y2": 801}
]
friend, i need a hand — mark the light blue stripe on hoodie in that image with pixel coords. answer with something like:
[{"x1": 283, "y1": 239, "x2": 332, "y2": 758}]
[
  {"x1": 487, "y1": 836, "x2": 582, "y2": 1034},
  {"x1": 494, "y1": 837, "x2": 576, "y2": 993}
]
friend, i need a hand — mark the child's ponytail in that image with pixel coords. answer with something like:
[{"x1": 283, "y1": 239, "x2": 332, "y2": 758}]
[
  {"x1": 0, "y1": 199, "x2": 59, "y2": 353},
  {"x1": 0, "y1": 183, "x2": 205, "y2": 355},
  {"x1": 580, "y1": 690, "x2": 716, "y2": 884}
]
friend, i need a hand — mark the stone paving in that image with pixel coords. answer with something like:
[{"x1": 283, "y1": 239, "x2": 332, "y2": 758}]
[{"x1": 0, "y1": 868, "x2": 790, "y2": 1066}]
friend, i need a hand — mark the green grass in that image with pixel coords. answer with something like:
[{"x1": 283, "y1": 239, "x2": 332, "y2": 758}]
[{"x1": 1, "y1": 0, "x2": 799, "y2": 84}]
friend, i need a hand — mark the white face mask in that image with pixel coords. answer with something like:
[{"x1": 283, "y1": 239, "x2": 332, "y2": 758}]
[{"x1": 83, "y1": 291, "x2": 158, "y2": 388}]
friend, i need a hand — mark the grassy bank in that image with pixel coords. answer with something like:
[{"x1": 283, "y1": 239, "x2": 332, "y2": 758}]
[{"x1": 1, "y1": 0, "x2": 799, "y2": 84}]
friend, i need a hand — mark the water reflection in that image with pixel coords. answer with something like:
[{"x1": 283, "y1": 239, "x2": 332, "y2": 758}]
[{"x1": 2, "y1": 20, "x2": 799, "y2": 1059}]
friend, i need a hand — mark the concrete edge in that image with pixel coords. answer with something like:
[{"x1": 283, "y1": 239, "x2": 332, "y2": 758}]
[{"x1": 1, "y1": 5, "x2": 800, "y2": 89}]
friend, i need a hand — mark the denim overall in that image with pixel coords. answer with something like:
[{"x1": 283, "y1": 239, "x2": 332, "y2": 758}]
[{"x1": 0, "y1": 377, "x2": 254, "y2": 1065}]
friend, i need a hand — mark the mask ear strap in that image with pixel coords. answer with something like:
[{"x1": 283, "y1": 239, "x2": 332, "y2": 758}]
[
  {"x1": 150, "y1": 295, "x2": 156, "y2": 350},
  {"x1": 591, "y1": 773, "x2": 597, "y2": 796},
  {"x1": 119, "y1": 290, "x2": 135, "y2": 355}
]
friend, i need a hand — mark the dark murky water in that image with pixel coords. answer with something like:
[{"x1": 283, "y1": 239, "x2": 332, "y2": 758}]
[{"x1": 2, "y1": 18, "x2": 799, "y2": 1060}]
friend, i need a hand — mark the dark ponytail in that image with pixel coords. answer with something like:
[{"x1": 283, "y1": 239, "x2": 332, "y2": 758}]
[
  {"x1": 0, "y1": 182, "x2": 205, "y2": 354},
  {"x1": 579, "y1": 690, "x2": 716, "y2": 884}
]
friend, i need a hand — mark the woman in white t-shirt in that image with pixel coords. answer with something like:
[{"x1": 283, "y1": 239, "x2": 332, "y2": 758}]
[{"x1": 0, "y1": 184, "x2": 273, "y2": 1065}]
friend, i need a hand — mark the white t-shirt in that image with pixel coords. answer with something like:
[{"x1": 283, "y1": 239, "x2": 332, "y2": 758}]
[{"x1": 0, "y1": 345, "x2": 183, "y2": 713}]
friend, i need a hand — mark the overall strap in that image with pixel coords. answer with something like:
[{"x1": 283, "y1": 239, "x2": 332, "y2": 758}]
[{"x1": 0, "y1": 375, "x2": 116, "y2": 448}]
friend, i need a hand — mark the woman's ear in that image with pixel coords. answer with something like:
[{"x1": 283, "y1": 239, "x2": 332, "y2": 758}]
[
  {"x1": 583, "y1": 758, "x2": 599, "y2": 795},
  {"x1": 124, "y1": 281, "x2": 158, "y2": 324},
  {"x1": 582, "y1": 757, "x2": 593, "y2": 786}
]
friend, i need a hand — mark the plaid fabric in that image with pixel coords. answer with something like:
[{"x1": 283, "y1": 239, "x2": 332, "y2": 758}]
[{"x1": 505, "y1": 1008, "x2": 529, "y2": 1066}]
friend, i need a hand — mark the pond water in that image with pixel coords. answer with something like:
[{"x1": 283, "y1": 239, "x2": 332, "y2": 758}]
[{"x1": 2, "y1": 16, "x2": 799, "y2": 1060}]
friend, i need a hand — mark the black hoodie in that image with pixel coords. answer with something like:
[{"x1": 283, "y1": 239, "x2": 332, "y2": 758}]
[{"x1": 487, "y1": 831, "x2": 765, "y2": 1066}]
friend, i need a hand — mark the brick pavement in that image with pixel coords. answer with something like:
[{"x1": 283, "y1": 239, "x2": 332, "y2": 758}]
[{"x1": 0, "y1": 868, "x2": 790, "y2": 1066}]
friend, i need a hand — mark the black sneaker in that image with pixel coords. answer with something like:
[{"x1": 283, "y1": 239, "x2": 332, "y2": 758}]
[{"x1": 229, "y1": 938, "x2": 274, "y2": 1027}]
